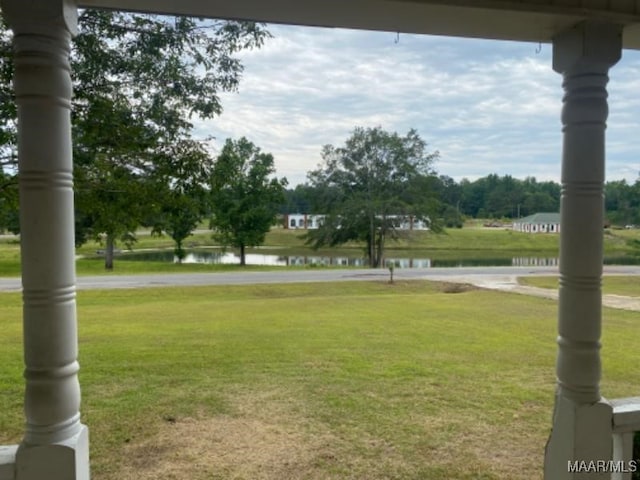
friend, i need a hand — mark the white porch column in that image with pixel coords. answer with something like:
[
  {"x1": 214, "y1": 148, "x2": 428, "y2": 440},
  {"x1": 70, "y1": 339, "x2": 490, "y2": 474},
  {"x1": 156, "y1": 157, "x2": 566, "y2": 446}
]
[
  {"x1": 544, "y1": 22, "x2": 622, "y2": 479},
  {"x1": 1, "y1": 1, "x2": 89, "y2": 479}
]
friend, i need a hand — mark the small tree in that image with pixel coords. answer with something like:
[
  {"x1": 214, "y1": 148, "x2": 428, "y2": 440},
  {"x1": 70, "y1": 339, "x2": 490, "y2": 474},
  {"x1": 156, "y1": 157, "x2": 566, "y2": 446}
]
[
  {"x1": 154, "y1": 190, "x2": 208, "y2": 262},
  {"x1": 74, "y1": 155, "x2": 145, "y2": 270},
  {"x1": 209, "y1": 138, "x2": 287, "y2": 266},
  {"x1": 147, "y1": 139, "x2": 213, "y2": 262}
]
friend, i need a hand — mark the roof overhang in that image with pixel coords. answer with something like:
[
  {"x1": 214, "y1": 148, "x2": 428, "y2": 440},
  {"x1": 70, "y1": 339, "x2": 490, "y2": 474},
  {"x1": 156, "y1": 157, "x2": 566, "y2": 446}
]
[{"x1": 77, "y1": 0, "x2": 640, "y2": 49}]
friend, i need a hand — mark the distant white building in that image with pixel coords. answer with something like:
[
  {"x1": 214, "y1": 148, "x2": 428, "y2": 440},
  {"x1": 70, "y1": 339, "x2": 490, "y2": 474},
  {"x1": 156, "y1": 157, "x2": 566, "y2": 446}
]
[
  {"x1": 283, "y1": 214, "x2": 429, "y2": 231},
  {"x1": 513, "y1": 212, "x2": 561, "y2": 233},
  {"x1": 284, "y1": 214, "x2": 326, "y2": 230}
]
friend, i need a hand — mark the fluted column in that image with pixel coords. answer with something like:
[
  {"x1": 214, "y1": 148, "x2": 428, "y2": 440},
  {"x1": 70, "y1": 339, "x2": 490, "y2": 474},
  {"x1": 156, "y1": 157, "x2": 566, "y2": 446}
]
[
  {"x1": 544, "y1": 21, "x2": 621, "y2": 479},
  {"x1": 1, "y1": 1, "x2": 89, "y2": 479}
]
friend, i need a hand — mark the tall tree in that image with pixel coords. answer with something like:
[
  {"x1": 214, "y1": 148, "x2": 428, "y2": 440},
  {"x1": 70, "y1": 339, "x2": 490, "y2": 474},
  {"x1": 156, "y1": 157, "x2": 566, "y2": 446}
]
[
  {"x1": 307, "y1": 127, "x2": 440, "y2": 267},
  {"x1": 0, "y1": 10, "x2": 270, "y2": 267},
  {"x1": 209, "y1": 138, "x2": 287, "y2": 266}
]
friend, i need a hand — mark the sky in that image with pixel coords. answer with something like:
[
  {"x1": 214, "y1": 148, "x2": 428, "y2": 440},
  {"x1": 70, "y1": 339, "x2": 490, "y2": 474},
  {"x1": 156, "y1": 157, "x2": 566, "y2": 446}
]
[{"x1": 197, "y1": 23, "x2": 640, "y2": 187}]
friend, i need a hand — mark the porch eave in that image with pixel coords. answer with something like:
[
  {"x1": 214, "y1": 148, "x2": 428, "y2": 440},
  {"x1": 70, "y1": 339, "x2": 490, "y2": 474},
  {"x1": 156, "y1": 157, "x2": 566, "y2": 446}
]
[{"x1": 77, "y1": 0, "x2": 640, "y2": 49}]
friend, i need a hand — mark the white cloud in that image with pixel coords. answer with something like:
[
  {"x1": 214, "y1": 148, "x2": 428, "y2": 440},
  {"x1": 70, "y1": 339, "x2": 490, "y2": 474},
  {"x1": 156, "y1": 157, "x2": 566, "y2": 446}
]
[{"x1": 198, "y1": 24, "x2": 640, "y2": 186}]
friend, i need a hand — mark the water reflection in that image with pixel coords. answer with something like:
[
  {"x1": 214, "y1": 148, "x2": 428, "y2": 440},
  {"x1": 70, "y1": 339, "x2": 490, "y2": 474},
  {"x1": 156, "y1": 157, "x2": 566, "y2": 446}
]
[{"x1": 116, "y1": 249, "x2": 587, "y2": 268}]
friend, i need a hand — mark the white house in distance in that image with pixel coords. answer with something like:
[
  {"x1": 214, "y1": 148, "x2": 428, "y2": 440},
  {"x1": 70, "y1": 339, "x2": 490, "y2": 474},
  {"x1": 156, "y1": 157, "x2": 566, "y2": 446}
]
[
  {"x1": 513, "y1": 212, "x2": 561, "y2": 233},
  {"x1": 284, "y1": 213, "x2": 325, "y2": 229},
  {"x1": 283, "y1": 214, "x2": 429, "y2": 230}
]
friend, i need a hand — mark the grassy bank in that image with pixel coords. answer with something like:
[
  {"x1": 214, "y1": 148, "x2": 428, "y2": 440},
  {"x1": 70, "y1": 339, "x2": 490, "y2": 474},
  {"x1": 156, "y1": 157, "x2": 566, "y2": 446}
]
[{"x1": 1, "y1": 281, "x2": 639, "y2": 479}]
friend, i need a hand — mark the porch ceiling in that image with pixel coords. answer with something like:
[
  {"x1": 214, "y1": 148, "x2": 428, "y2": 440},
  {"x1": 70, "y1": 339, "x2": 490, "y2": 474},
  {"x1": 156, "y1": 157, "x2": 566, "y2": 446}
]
[{"x1": 78, "y1": 0, "x2": 640, "y2": 49}]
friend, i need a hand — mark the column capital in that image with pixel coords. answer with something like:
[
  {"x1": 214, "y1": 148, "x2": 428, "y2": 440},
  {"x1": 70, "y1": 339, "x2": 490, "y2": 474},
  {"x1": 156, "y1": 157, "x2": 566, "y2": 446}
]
[
  {"x1": 0, "y1": 0, "x2": 78, "y2": 37},
  {"x1": 553, "y1": 21, "x2": 622, "y2": 74}
]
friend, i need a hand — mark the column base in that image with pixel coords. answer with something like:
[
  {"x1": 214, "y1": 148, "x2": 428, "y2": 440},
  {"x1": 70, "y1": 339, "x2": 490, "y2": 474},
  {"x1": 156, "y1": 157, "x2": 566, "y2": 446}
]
[
  {"x1": 0, "y1": 445, "x2": 18, "y2": 480},
  {"x1": 15, "y1": 425, "x2": 89, "y2": 480},
  {"x1": 544, "y1": 395, "x2": 612, "y2": 479}
]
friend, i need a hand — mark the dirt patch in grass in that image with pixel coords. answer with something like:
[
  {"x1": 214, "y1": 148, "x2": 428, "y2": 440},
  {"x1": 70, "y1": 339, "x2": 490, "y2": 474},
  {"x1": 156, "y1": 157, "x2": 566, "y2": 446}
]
[
  {"x1": 438, "y1": 282, "x2": 478, "y2": 294},
  {"x1": 110, "y1": 389, "x2": 342, "y2": 480},
  {"x1": 112, "y1": 416, "x2": 417, "y2": 480},
  {"x1": 116, "y1": 415, "x2": 332, "y2": 480}
]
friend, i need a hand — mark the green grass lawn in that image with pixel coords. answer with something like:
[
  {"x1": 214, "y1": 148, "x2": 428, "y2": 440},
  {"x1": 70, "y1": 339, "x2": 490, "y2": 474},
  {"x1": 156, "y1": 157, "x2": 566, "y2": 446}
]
[
  {"x1": 520, "y1": 275, "x2": 640, "y2": 297},
  {"x1": 1, "y1": 281, "x2": 639, "y2": 479},
  {"x1": 0, "y1": 238, "x2": 21, "y2": 276}
]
